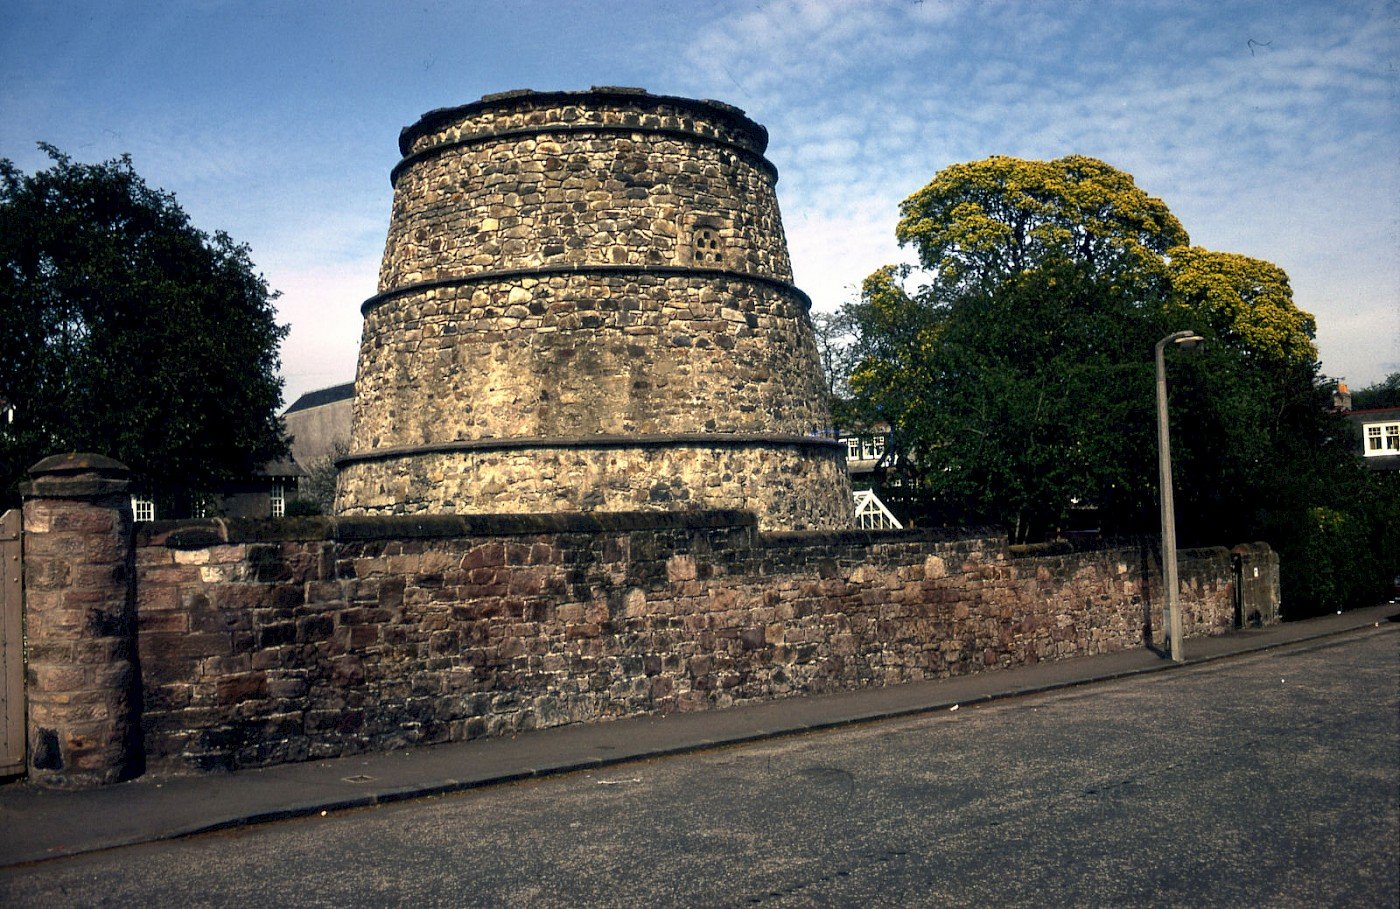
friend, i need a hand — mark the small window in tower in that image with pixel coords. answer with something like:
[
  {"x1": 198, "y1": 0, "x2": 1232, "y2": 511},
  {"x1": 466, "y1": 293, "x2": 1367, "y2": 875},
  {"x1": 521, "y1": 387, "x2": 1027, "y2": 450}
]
[{"x1": 693, "y1": 228, "x2": 723, "y2": 265}]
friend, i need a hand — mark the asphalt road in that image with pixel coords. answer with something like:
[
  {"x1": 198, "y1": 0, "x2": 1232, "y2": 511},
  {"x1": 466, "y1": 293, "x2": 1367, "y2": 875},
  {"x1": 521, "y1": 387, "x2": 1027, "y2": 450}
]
[{"x1": 3, "y1": 629, "x2": 1396, "y2": 908}]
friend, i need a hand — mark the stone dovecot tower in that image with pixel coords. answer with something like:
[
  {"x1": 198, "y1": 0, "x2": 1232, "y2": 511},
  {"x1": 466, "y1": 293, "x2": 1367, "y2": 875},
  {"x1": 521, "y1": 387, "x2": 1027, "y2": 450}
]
[{"x1": 335, "y1": 87, "x2": 854, "y2": 530}]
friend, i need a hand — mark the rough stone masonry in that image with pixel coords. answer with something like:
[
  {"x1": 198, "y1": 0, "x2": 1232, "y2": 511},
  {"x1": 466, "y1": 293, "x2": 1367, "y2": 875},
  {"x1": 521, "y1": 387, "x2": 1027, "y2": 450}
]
[
  {"x1": 13, "y1": 91, "x2": 1280, "y2": 786},
  {"x1": 335, "y1": 87, "x2": 854, "y2": 529},
  {"x1": 126, "y1": 513, "x2": 1270, "y2": 774}
]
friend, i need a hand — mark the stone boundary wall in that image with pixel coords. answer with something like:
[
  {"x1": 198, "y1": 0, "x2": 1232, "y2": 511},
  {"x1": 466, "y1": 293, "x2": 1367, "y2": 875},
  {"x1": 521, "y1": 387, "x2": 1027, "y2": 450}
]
[{"x1": 119, "y1": 511, "x2": 1263, "y2": 775}]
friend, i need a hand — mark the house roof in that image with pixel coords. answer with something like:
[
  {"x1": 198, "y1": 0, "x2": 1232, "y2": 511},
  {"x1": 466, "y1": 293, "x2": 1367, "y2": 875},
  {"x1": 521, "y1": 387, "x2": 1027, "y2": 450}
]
[
  {"x1": 256, "y1": 458, "x2": 306, "y2": 478},
  {"x1": 1349, "y1": 406, "x2": 1400, "y2": 471},
  {"x1": 1348, "y1": 406, "x2": 1400, "y2": 421},
  {"x1": 284, "y1": 382, "x2": 355, "y2": 415}
]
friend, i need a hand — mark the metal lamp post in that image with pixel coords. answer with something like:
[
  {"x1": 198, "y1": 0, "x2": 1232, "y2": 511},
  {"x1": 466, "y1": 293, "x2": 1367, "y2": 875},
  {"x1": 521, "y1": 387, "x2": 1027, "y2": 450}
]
[{"x1": 1155, "y1": 329, "x2": 1203, "y2": 663}]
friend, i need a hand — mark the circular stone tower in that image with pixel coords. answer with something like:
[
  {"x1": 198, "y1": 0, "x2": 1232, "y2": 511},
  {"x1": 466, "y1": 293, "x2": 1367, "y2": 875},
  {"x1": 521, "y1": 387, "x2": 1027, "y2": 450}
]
[{"x1": 336, "y1": 88, "x2": 853, "y2": 530}]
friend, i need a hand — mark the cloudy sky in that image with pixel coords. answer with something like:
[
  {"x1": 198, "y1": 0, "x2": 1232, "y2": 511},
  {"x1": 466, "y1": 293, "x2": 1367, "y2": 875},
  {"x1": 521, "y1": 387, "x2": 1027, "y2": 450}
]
[{"x1": 3, "y1": 0, "x2": 1396, "y2": 406}]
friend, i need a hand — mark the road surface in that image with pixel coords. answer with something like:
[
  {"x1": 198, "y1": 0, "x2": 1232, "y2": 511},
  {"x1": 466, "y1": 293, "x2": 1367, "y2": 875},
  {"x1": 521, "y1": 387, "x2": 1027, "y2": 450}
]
[{"x1": 3, "y1": 628, "x2": 1396, "y2": 907}]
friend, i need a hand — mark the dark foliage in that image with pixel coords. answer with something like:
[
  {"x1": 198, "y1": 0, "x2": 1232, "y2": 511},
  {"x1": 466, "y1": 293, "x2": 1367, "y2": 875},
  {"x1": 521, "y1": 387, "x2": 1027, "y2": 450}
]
[
  {"x1": 0, "y1": 146, "x2": 288, "y2": 507},
  {"x1": 1350, "y1": 373, "x2": 1400, "y2": 410},
  {"x1": 842, "y1": 155, "x2": 1397, "y2": 614}
]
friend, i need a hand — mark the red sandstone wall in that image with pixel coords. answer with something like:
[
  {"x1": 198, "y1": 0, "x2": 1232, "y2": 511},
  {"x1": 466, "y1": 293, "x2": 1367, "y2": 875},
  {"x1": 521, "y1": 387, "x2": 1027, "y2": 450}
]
[{"x1": 129, "y1": 515, "x2": 1246, "y2": 774}]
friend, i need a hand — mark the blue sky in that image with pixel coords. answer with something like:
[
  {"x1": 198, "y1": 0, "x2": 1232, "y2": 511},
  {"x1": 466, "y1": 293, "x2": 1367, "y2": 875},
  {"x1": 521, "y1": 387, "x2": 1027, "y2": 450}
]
[{"x1": 3, "y1": 0, "x2": 1396, "y2": 406}]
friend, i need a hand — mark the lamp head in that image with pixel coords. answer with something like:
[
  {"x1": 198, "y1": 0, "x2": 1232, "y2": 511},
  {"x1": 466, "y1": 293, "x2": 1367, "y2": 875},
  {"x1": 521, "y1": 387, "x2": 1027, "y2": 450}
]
[{"x1": 1159, "y1": 330, "x2": 1204, "y2": 353}]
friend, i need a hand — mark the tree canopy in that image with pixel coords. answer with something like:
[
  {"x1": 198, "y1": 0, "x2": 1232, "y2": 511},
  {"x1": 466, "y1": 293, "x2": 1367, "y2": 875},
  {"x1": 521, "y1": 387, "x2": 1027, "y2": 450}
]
[
  {"x1": 851, "y1": 258, "x2": 1162, "y2": 540},
  {"x1": 895, "y1": 154, "x2": 1188, "y2": 292},
  {"x1": 1351, "y1": 373, "x2": 1400, "y2": 410},
  {"x1": 0, "y1": 146, "x2": 288, "y2": 508},
  {"x1": 1166, "y1": 246, "x2": 1317, "y2": 371},
  {"x1": 842, "y1": 154, "x2": 1396, "y2": 613}
]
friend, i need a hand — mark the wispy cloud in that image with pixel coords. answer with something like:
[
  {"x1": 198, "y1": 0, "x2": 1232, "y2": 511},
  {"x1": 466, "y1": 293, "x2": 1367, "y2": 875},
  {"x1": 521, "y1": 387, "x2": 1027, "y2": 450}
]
[
  {"x1": 271, "y1": 256, "x2": 380, "y2": 406},
  {"x1": 664, "y1": 0, "x2": 1399, "y2": 380},
  {"x1": 4, "y1": 1, "x2": 1392, "y2": 389}
]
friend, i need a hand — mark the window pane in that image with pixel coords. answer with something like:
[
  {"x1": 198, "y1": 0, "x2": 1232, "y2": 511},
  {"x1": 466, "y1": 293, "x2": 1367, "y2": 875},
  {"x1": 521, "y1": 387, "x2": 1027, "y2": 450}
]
[{"x1": 131, "y1": 496, "x2": 155, "y2": 522}]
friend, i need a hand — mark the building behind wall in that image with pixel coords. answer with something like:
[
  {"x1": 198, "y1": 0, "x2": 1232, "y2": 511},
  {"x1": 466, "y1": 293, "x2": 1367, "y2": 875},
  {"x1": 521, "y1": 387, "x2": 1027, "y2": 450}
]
[
  {"x1": 1347, "y1": 405, "x2": 1400, "y2": 471},
  {"x1": 283, "y1": 382, "x2": 355, "y2": 469}
]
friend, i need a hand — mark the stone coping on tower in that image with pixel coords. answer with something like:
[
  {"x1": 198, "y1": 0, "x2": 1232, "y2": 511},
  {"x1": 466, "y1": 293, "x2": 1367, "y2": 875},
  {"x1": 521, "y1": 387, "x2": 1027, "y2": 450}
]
[
  {"x1": 359, "y1": 263, "x2": 813, "y2": 315},
  {"x1": 397, "y1": 86, "x2": 767, "y2": 158}
]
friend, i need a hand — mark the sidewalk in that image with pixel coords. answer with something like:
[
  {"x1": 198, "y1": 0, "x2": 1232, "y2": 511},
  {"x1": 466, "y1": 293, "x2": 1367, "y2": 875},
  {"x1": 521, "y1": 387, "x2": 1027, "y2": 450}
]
[{"x1": 3, "y1": 604, "x2": 1396, "y2": 868}]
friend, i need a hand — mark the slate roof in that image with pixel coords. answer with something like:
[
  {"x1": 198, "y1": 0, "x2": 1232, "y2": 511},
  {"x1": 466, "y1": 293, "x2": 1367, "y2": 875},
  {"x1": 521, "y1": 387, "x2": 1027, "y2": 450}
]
[{"x1": 284, "y1": 382, "x2": 355, "y2": 415}]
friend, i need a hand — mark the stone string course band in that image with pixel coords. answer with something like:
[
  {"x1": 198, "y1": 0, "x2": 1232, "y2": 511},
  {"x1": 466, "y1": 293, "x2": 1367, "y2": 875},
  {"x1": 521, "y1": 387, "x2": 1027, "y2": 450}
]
[
  {"x1": 339, "y1": 88, "x2": 853, "y2": 528},
  {"x1": 358, "y1": 264, "x2": 813, "y2": 315},
  {"x1": 338, "y1": 444, "x2": 853, "y2": 530},
  {"x1": 338, "y1": 433, "x2": 842, "y2": 465}
]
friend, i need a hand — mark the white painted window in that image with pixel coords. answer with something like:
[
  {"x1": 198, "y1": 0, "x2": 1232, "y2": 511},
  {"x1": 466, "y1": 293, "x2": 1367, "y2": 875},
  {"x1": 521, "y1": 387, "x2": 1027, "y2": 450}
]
[
  {"x1": 1364, "y1": 421, "x2": 1400, "y2": 456},
  {"x1": 131, "y1": 495, "x2": 156, "y2": 523},
  {"x1": 270, "y1": 483, "x2": 286, "y2": 517},
  {"x1": 861, "y1": 436, "x2": 885, "y2": 461},
  {"x1": 846, "y1": 437, "x2": 861, "y2": 460}
]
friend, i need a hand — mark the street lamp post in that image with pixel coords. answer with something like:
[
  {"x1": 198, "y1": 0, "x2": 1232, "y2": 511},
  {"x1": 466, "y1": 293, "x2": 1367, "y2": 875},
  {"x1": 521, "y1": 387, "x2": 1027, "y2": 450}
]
[{"x1": 1155, "y1": 330, "x2": 1203, "y2": 663}]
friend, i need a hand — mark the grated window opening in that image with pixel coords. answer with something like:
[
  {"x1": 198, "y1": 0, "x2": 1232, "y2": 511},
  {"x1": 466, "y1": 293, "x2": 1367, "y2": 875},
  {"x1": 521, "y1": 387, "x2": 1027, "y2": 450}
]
[{"x1": 693, "y1": 229, "x2": 723, "y2": 265}]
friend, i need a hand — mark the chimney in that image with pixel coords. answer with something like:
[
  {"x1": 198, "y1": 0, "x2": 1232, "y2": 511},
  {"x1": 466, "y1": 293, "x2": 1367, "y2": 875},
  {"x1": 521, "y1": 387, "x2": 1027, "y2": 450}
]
[{"x1": 1332, "y1": 381, "x2": 1352, "y2": 412}]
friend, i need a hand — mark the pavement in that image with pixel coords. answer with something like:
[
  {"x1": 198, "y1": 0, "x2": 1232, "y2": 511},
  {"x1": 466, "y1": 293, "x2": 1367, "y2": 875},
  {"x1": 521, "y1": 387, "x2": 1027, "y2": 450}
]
[{"x1": 3, "y1": 603, "x2": 1397, "y2": 869}]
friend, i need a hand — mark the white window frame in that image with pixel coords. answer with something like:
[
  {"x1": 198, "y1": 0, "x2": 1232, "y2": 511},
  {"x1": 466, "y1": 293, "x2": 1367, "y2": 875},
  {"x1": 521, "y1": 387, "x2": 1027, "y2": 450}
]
[
  {"x1": 131, "y1": 495, "x2": 156, "y2": 523},
  {"x1": 845, "y1": 437, "x2": 861, "y2": 460},
  {"x1": 270, "y1": 482, "x2": 286, "y2": 518},
  {"x1": 1363, "y1": 421, "x2": 1400, "y2": 457}
]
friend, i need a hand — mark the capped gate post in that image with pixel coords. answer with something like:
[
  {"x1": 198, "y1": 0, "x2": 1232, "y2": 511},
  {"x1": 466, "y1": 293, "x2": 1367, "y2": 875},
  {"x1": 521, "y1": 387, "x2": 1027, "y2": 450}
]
[{"x1": 20, "y1": 453, "x2": 143, "y2": 787}]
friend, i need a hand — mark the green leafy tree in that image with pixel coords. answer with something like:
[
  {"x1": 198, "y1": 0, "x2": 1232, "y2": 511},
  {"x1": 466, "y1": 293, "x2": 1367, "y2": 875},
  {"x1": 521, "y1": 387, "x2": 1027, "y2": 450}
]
[
  {"x1": 850, "y1": 154, "x2": 1392, "y2": 613},
  {"x1": 0, "y1": 146, "x2": 288, "y2": 508},
  {"x1": 1351, "y1": 373, "x2": 1400, "y2": 409},
  {"x1": 852, "y1": 260, "x2": 1162, "y2": 541},
  {"x1": 1166, "y1": 247, "x2": 1317, "y2": 370},
  {"x1": 810, "y1": 307, "x2": 872, "y2": 431},
  {"x1": 853, "y1": 155, "x2": 1199, "y2": 539},
  {"x1": 1159, "y1": 246, "x2": 1334, "y2": 546},
  {"x1": 297, "y1": 438, "x2": 349, "y2": 515}
]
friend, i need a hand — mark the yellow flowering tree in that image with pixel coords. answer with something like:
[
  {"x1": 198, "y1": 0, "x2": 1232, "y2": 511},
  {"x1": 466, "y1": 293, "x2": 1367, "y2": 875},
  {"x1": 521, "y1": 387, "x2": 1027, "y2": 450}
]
[
  {"x1": 1166, "y1": 247, "x2": 1317, "y2": 370},
  {"x1": 896, "y1": 155, "x2": 1188, "y2": 291}
]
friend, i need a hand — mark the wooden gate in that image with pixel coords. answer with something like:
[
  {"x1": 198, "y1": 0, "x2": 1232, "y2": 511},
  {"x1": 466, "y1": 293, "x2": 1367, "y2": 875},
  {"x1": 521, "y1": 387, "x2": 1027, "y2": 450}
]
[{"x1": 1, "y1": 508, "x2": 24, "y2": 776}]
